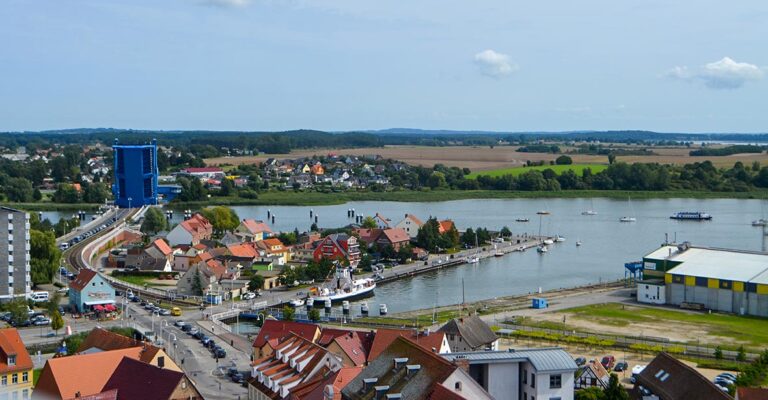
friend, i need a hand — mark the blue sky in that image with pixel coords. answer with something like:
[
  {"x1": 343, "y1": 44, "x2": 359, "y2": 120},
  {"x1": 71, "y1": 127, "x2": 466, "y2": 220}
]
[{"x1": 1, "y1": 0, "x2": 766, "y2": 132}]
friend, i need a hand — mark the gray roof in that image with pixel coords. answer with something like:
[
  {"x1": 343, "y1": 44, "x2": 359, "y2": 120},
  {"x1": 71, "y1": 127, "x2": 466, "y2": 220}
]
[
  {"x1": 442, "y1": 348, "x2": 578, "y2": 373},
  {"x1": 438, "y1": 315, "x2": 498, "y2": 349}
]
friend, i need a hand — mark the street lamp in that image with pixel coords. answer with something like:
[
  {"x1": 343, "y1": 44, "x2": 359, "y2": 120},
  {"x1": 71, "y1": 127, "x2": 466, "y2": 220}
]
[
  {"x1": 151, "y1": 311, "x2": 159, "y2": 335},
  {"x1": 127, "y1": 197, "x2": 132, "y2": 210}
]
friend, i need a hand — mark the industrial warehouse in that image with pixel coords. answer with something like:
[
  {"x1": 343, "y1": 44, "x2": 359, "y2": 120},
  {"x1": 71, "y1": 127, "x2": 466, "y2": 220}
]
[{"x1": 638, "y1": 242, "x2": 768, "y2": 317}]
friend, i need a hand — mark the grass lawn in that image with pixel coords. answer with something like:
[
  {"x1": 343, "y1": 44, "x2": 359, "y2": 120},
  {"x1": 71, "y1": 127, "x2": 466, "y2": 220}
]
[
  {"x1": 563, "y1": 303, "x2": 768, "y2": 348},
  {"x1": 111, "y1": 274, "x2": 156, "y2": 287},
  {"x1": 466, "y1": 163, "x2": 608, "y2": 179}
]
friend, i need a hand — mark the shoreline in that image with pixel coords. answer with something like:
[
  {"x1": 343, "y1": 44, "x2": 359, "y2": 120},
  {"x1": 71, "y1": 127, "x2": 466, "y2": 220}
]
[{"x1": 168, "y1": 189, "x2": 768, "y2": 208}]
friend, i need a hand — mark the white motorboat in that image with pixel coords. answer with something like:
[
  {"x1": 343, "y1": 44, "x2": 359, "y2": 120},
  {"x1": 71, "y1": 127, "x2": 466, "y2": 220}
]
[
  {"x1": 289, "y1": 298, "x2": 305, "y2": 307},
  {"x1": 576, "y1": 240, "x2": 582, "y2": 247},
  {"x1": 536, "y1": 211, "x2": 550, "y2": 215},
  {"x1": 537, "y1": 245, "x2": 548, "y2": 253},
  {"x1": 379, "y1": 304, "x2": 388, "y2": 315},
  {"x1": 516, "y1": 218, "x2": 530, "y2": 222},
  {"x1": 752, "y1": 219, "x2": 767, "y2": 227},
  {"x1": 581, "y1": 210, "x2": 597, "y2": 216},
  {"x1": 308, "y1": 265, "x2": 376, "y2": 304},
  {"x1": 555, "y1": 235, "x2": 566, "y2": 242},
  {"x1": 468, "y1": 256, "x2": 480, "y2": 263},
  {"x1": 620, "y1": 217, "x2": 636, "y2": 222},
  {"x1": 543, "y1": 239, "x2": 554, "y2": 245}
]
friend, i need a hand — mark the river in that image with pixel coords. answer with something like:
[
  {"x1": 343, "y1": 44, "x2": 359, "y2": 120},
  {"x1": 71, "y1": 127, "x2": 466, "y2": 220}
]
[{"x1": 225, "y1": 198, "x2": 764, "y2": 315}]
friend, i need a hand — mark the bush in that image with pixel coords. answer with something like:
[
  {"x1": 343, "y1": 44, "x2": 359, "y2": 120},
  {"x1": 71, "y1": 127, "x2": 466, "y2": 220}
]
[{"x1": 555, "y1": 155, "x2": 573, "y2": 165}]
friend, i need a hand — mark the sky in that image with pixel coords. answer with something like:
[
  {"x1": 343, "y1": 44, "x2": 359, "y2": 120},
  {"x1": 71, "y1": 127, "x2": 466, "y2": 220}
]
[{"x1": 1, "y1": 0, "x2": 767, "y2": 133}]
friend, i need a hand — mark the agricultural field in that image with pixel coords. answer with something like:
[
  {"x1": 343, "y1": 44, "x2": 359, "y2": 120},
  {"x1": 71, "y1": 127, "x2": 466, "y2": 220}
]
[
  {"x1": 535, "y1": 303, "x2": 768, "y2": 349},
  {"x1": 206, "y1": 144, "x2": 768, "y2": 171},
  {"x1": 465, "y1": 164, "x2": 608, "y2": 179}
]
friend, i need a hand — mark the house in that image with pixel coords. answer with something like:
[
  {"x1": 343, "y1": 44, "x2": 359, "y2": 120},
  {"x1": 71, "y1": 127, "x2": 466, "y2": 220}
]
[
  {"x1": 248, "y1": 333, "x2": 343, "y2": 400},
  {"x1": 575, "y1": 359, "x2": 610, "y2": 390},
  {"x1": 313, "y1": 234, "x2": 361, "y2": 268},
  {"x1": 374, "y1": 228, "x2": 411, "y2": 252},
  {"x1": 395, "y1": 213, "x2": 424, "y2": 239},
  {"x1": 175, "y1": 259, "x2": 230, "y2": 296},
  {"x1": 367, "y1": 328, "x2": 451, "y2": 363},
  {"x1": 166, "y1": 214, "x2": 213, "y2": 246},
  {"x1": 100, "y1": 357, "x2": 202, "y2": 400},
  {"x1": 69, "y1": 269, "x2": 116, "y2": 313},
  {"x1": 372, "y1": 213, "x2": 391, "y2": 229},
  {"x1": 34, "y1": 347, "x2": 143, "y2": 399},
  {"x1": 439, "y1": 315, "x2": 499, "y2": 352},
  {"x1": 0, "y1": 328, "x2": 33, "y2": 400},
  {"x1": 172, "y1": 244, "x2": 208, "y2": 272},
  {"x1": 323, "y1": 332, "x2": 368, "y2": 367},
  {"x1": 254, "y1": 238, "x2": 291, "y2": 264},
  {"x1": 310, "y1": 164, "x2": 325, "y2": 175},
  {"x1": 442, "y1": 347, "x2": 578, "y2": 400},
  {"x1": 342, "y1": 336, "x2": 492, "y2": 400},
  {"x1": 288, "y1": 366, "x2": 362, "y2": 400},
  {"x1": 219, "y1": 231, "x2": 241, "y2": 247},
  {"x1": 76, "y1": 327, "x2": 180, "y2": 372},
  {"x1": 631, "y1": 352, "x2": 732, "y2": 400},
  {"x1": 235, "y1": 219, "x2": 273, "y2": 242},
  {"x1": 300, "y1": 164, "x2": 312, "y2": 174},
  {"x1": 227, "y1": 243, "x2": 260, "y2": 268},
  {"x1": 438, "y1": 220, "x2": 456, "y2": 234},
  {"x1": 123, "y1": 239, "x2": 173, "y2": 272},
  {"x1": 179, "y1": 167, "x2": 224, "y2": 179},
  {"x1": 354, "y1": 228, "x2": 381, "y2": 247},
  {"x1": 251, "y1": 320, "x2": 322, "y2": 360}
]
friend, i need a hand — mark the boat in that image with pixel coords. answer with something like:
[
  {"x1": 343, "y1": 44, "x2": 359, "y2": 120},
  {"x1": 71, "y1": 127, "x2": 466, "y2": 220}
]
[
  {"x1": 494, "y1": 251, "x2": 504, "y2": 257},
  {"x1": 753, "y1": 219, "x2": 767, "y2": 227},
  {"x1": 308, "y1": 265, "x2": 376, "y2": 304},
  {"x1": 516, "y1": 218, "x2": 530, "y2": 222},
  {"x1": 543, "y1": 239, "x2": 554, "y2": 245},
  {"x1": 289, "y1": 298, "x2": 305, "y2": 307},
  {"x1": 576, "y1": 240, "x2": 582, "y2": 247},
  {"x1": 468, "y1": 256, "x2": 480, "y2": 263},
  {"x1": 537, "y1": 245, "x2": 548, "y2": 253},
  {"x1": 379, "y1": 304, "x2": 388, "y2": 315},
  {"x1": 619, "y1": 217, "x2": 636, "y2": 223},
  {"x1": 555, "y1": 235, "x2": 566, "y2": 242},
  {"x1": 582, "y1": 199, "x2": 597, "y2": 215},
  {"x1": 536, "y1": 211, "x2": 550, "y2": 215},
  {"x1": 670, "y1": 211, "x2": 712, "y2": 221}
]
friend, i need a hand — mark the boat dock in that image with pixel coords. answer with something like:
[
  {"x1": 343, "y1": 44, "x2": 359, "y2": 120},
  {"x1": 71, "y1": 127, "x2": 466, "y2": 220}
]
[{"x1": 372, "y1": 234, "x2": 552, "y2": 285}]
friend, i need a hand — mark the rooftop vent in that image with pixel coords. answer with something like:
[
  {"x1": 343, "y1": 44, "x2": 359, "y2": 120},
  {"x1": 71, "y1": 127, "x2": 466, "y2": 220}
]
[
  {"x1": 406, "y1": 364, "x2": 421, "y2": 377},
  {"x1": 374, "y1": 385, "x2": 390, "y2": 400},
  {"x1": 393, "y1": 358, "x2": 409, "y2": 369},
  {"x1": 386, "y1": 394, "x2": 402, "y2": 400},
  {"x1": 361, "y1": 378, "x2": 378, "y2": 393}
]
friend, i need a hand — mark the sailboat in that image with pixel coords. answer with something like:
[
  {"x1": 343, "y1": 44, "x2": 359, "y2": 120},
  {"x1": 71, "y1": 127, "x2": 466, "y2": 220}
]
[
  {"x1": 468, "y1": 232, "x2": 480, "y2": 263},
  {"x1": 619, "y1": 197, "x2": 637, "y2": 222},
  {"x1": 582, "y1": 199, "x2": 597, "y2": 215},
  {"x1": 576, "y1": 240, "x2": 582, "y2": 247}
]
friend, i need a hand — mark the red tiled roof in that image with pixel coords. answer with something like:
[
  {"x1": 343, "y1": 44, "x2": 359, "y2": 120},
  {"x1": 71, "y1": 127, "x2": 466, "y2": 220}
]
[
  {"x1": 241, "y1": 219, "x2": 272, "y2": 235},
  {"x1": 429, "y1": 383, "x2": 469, "y2": 400},
  {"x1": 367, "y1": 328, "x2": 446, "y2": 363},
  {"x1": 439, "y1": 220, "x2": 455, "y2": 233},
  {"x1": 378, "y1": 228, "x2": 410, "y2": 244},
  {"x1": 290, "y1": 366, "x2": 362, "y2": 400},
  {"x1": 101, "y1": 357, "x2": 190, "y2": 400},
  {"x1": 35, "y1": 348, "x2": 143, "y2": 399},
  {"x1": 69, "y1": 269, "x2": 98, "y2": 291},
  {"x1": 183, "y1": 167, "x2": 223, "y2": 173},
  {"x1": 151, "y1": 238, "x2": 173, "y2": 256},
  {"x1": 252, "y1": 320, "x2": 320, "y2": 349},
  {"x1": 331, "y1": 334, "x2": 367, "y2": 366},
  {"x1": 205, "y1": 259, "x2": 227, "y2": 279},
  {"x1": 354, "y1": 228, "x2": 381, "y2": 245},
  {"x1": 76, "y1": 328, "x2": 143, "y2": 353},
  {"x1": 403, "y1": 213, "x2": 424, "y2": 226},
  {"x1": 227, "y1": 243, "x2": 258, "y2": 259},
  {"x1": 0, "y1": 328, "x2": 33, "y2": 374},
  {"x1": 65, "y1": 389, "x2": 119, "y2": 400}
]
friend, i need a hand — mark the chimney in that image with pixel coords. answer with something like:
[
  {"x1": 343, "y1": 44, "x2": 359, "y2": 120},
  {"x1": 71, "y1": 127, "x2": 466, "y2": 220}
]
[
  {"x1": 393, "y1": 358, "x2": 409, "y2": 370},
  {"x1": 406, "y1": 364, "x2": 421, "y2": 377},
  {"x1": 374, "y1": 385, "x2": 390, "y2": 400},
  {"x1": 454, "y1": 357, "x2": 470, "y2": 372},
  {"x1": 362, "y1": 378, "x2": 378, "y2": 392},
  {"x1": 75, "y1": 392, "x2": 81, "y2": 398}
]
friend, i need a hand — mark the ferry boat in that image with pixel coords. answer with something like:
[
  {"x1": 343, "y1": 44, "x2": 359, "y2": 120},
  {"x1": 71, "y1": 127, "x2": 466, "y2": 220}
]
[
  {"x1": 515, "y1": 218, "x2": 530, "y2": 222},
  {"x1": 670, "y1": 211, "x2": 712, "y2": 221},
  {"x1": 752, "y1": 219, "x2": 767, "y2": 227},
  {"x1": 307, "y1": 265, "x2": 376, "y2": 304}
]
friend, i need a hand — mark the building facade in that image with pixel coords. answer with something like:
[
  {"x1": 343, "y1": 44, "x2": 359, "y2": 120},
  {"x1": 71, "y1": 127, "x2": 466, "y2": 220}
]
[
  {"x1": 0, "y1": 207, "x2": 31, "y2": 300},
  {"x1": 0, "y1": 328, "x2": 33, "y2": 400},
  {"x1": 69, "y1": 269, "x2": 116, "y2": 313},
  {"x1": 112, "y1": 139, "x2": 159, "y2": 208}
]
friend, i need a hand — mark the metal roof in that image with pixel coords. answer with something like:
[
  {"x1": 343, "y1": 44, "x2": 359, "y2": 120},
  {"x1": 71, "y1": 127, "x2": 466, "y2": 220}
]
[
  {"x1": 662, "y1": 246, "x2": 768, "y2": 282},
  {"x1": 442, "y1": 348, "x2": 577, "y2": 373}
]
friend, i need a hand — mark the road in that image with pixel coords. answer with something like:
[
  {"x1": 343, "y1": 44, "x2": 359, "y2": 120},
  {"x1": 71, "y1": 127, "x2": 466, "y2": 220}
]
[{"x1": 55, "y1": 206, "x2": 122, "y2": 245}]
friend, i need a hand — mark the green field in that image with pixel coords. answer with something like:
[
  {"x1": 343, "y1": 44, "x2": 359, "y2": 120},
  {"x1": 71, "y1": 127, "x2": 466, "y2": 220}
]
[
  {"x1": 564, "y1": 303, "x2": 768, "y2": 349},
  {"x1": 466, "y1": 164, "x2": 608, "y2": 179}
]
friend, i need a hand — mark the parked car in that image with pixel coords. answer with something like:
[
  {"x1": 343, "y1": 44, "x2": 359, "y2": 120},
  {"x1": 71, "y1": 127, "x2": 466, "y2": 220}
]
[
  {"x1": 201, "y1": 336, "x2": 211, "y2": 346},
  {"x1": 131, "y1": 296, "x2": 141, "y2": 303},
  {"x1": 714, "y1": 377, "x2": 734, "y2": 386},
  {"x1": 187, "y1": 327, "x2": 198, "y2": 335},
  {"x1": 193, "y1": 331, "x2": 204, "y2": 340},
  {"x1": 231, "y1": 373, "x2": 244, "y2": 384},
  {"x1": 241, "y1": 292, "x2": 256, "y2": 300},
  {"x1": 206, "y1": 339, "x2": 216, "y2": 350},
  {"x1": 181, "y1": 324, "x2": 192, "y2": 332},
  {"x1": 574, "y1": 357, "x2": 586, "y2": 366},
  {"x1": 174, "y1": 320, "x2": 186, "y2": 327},
  {"x1": 159, "y1": 309, "x2": 171, "y2": 316},
  {"x1": 214, "y1": 348, "x2": 227, "y2": 359},
  {"x1": 614, "y1": 361, "x2": 629, "y2": 372},
  {"x1": 601, "y1": 355, "x2": 615, "y2": 369},
  {"x1": 718, "y1": 373, "x2": 737, "y2": 381}
]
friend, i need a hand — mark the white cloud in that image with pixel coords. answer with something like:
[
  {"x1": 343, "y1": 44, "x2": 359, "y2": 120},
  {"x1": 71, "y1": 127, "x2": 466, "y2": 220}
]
[
  {"x1": 474, "y1": 49, "x2": 518, "y2": 79},
  {"x1": 667, "y1": 57, "x2": 764, "y2": 89},
  {"x1": 199, "y1": 0, "x2": 251, "y2": 8}
]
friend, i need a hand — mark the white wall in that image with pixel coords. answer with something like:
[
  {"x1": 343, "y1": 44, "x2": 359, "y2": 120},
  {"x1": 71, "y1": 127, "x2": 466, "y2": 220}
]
[
  {"x1": 487, "y1": 362, "x2": 520, "y2": 400},
  {"x1": 534, "y1": 371, "x2": 574, "y2": 400},
  {"x1": 443, "y1": 369, "x2": 494, "y2": 400},
  {"x1": 638, "y1": 283, "x2": 666, "y2": 305},
  {"x1": 166, "y1": 225, "x2": 193, "y2": 246}
]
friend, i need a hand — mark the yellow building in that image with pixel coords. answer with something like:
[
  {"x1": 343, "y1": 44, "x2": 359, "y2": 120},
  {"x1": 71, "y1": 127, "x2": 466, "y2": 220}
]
[{"x1": 0, "y1": 328, "x2": 34, "y2": 400}]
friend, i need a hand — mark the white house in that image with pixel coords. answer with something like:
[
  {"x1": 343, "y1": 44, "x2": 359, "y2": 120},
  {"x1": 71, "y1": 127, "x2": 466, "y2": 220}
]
[
  {"x1": 395, "y1": 213, "x2": 424, "y2": 239},
  {"x1": 637, "y1": 279, "x2": 666, "y2": 305}
]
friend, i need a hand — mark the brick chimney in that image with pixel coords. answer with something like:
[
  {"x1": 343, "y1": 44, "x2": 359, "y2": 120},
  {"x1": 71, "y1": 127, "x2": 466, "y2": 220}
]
[{"x1": 454, "y1": 357, "x2": 470, "y2": 372}]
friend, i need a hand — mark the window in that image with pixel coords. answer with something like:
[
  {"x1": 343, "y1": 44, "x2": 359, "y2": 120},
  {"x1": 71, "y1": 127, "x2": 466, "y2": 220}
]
[
  {"x1": 21, "y1": 372, "x2": 27, "y2": 383},
  {"x1": 531, "y1": 373, "x2": 535, "y2": 388},
  {"x1": 549, "y1": 398, "x2": 561, "y2": 400},
  {"x1": 8, "y1": 355, "x2": 15, "y2": 366},
  {"x1": 549, "y1": 374, "x2": 562, "y2": 389},
  {"x1": 22, "y1": 389, "x2": 28, "y2": 400},
  {"x1": 454, "y1": 382, "x2": 462, "y2": 391},
  {"x1": 523, "y1": 368, "x2": 527, "y2": 384},
  {"x1": 12, "y1": 374, "x2": 17, "y2": 384},
  {"x1": 524, "y1": 394, "x2": 527, "y2": 400},
  {"x1": 2, "y1": 375, "x2": 7, "y2": 385}
]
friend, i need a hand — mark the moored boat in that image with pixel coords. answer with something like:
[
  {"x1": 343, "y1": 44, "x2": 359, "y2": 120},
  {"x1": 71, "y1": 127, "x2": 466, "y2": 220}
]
[
  {"x1": 753, "y1": 219, "x2": 767, "y2": 227},
  {"x1": 670, "y1": 211, "x2": 712, "y2": 221},
  {"x1": 516, "y1": 218, "x2": 530, "y2": 222},
  {"x1": 537, "y1": 245, "x2": 548, "y2": 253},
  {"x1": 308, "y1": 265, "x2": 376, "y2": 304},
  {"x1": 620, "y1": 216, "x2": 636, "y2": 222}
]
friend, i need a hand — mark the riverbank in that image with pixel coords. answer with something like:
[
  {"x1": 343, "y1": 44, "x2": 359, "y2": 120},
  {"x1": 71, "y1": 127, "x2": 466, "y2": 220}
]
[
  {"x1": 0, "y1": 202, "x2": 102, "y2": 212},
  {"x1": 168, "y1": 188, "x2": 768, "y2": 208}
]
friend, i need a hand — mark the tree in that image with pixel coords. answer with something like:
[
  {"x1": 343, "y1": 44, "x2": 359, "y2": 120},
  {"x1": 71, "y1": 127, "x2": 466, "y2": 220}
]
[
  {"x1": 84, "y1": 182, "x2": 110, "y2": 203},
  {"x1": 32, "y1": 188, "x2": 42, "y2": 202},
  {"x1": 396, "y1": 245, "x2": 412, "y2": 264},
  {"x1": 714, "y1": 345, "x2": 723, "y2": 360},
  {"x1": 308, "y1": 308, "x2": 321, "y2": 322},
  {"x1": 427, "y1": 171, "x2": 448, "y2": 189},
  {"x1": 575, "y1": 387, "x2": 605, "y2": 400},
  {"x1": 361, "y1": 216, "x2": 378, "y2": 229},
  {"x1": 604, "y1": 373, "x2": 628, "y2": 400},
  {"x1": 248, "y1": 275, "x2": 265, "y2": 292},
  {"x1": 191, "y1": 269, "x2": 204, "y2": 296},
  {"x1": 555, "y1": 155, "x2": 573, "y2": 165},
  {"x1": 51, "y1": 310, "x2": 64, "y2": 335},
  {"x1": 282, "y1": 306, "x2": 295, "y2": 322},
  {"x1": 30, "y1": 230, "x2": 61, "y2": 284},
  {"x1": 7, "y1": 299, "x2": 28, "y2": 326},
  {"x1": 201, "y1": 206, "x2": 240, "y2": 235},
  {"x1": 5, "y1": 177, "x2": 34, "y2": 202},
  {"x1": 460, "y1": 228, "x2": 476, "y2": 248},
  {"x1": 737, "y1": 345, "x2": 747, "y2": 362},
  {"x1": 53, "y1": 183, "x2": 80, "y2": 203},
  {"x1": 416, "y1": 218, "x2": 442, "y2": 252},
  {"x1": 141, "y1": 207, "x2": 168, "y2": 234},
  {"x1": 608, "y1": 154, "x2": 617, "y2": 164},
  {"x1": 500, "y1": 226, "x2": 512, "y2": 238},
  {"x1": 46, "y1": 292, "x2": 62, "y2": 315}
]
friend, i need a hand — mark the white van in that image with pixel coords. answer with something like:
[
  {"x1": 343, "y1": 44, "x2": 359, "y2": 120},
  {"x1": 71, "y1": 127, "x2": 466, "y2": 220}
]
[
  {"x1": 28, "y1": 291, "x2": 50, "y2": 303},
  {"x1": 59, "y1": 242, "x2": 70, "y2": 250}
]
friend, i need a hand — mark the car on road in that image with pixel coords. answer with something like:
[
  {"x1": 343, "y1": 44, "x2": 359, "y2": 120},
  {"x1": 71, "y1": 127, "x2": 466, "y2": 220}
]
[
  {"x1": 171, "y1": 307, "x2": 182, "y2": 316},
  {"x1": 159, "y1": 309, "x2": 171, "y2": 316},
  {"x1": 200, "y1": 335, "x2": 210, "y2": 345},
  {"x1": 187, "y1": 327, "x2": 198, "y2": 335},
  {"x1": 241, "y1": 292, "x2": 256, "y2": 300},
  {"x1": 614, "y1": 361, "x2": 629, "y2": 372},
  {"x1": 214, "y1": 347, "x2": 226, "y2": 359},
  {"x1": 131, "y1": 296, "x2": 141, "y2": 303},
  {"x1": 230, "y1": 372, "x2": 244, "y2": 384},
  {"x1": 33, "y1": 317, "x2": 51, "y2": 326},
  {"x1": 174, "y1": 320, "x2": 186, "y2": 328},
  {"x1": 601, "y1": 355, "x2": 615, "y2": 369},
  {"x1": 574, "y1": 357, "x2": 586, "y2": 366}
]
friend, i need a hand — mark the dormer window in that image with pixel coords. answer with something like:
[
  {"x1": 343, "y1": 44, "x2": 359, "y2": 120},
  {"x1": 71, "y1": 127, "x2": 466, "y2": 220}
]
[{"x1": 8, "y1": 355, "x2": 15, "y2": 366}]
